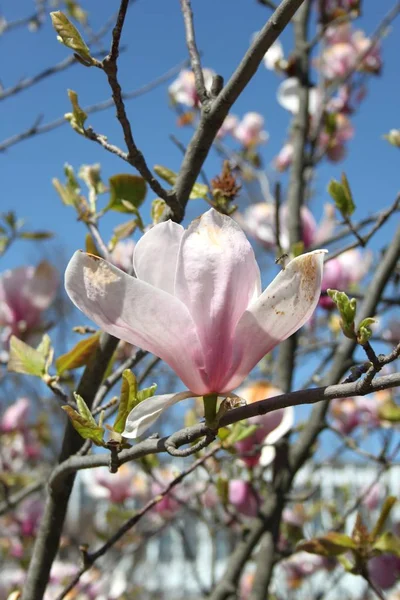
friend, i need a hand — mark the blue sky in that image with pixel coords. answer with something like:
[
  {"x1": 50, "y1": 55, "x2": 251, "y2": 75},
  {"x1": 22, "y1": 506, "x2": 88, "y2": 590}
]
[{"x1": 1, "y1": 0, "x2": 399, "y2": 272}]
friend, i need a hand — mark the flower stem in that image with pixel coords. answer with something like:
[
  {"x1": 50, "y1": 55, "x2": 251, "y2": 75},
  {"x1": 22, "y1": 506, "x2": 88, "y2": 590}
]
[{"x1": 203, "y1": 394, "x2": 218, "y2": 429}]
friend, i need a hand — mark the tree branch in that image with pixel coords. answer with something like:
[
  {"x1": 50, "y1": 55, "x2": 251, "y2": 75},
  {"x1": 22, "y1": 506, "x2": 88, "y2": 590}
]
[{"x1": 179, "y1": 0, "x2": 207, "y2": 103}]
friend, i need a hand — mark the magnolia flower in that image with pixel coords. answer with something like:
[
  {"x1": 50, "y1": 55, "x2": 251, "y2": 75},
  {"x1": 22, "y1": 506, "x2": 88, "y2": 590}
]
[
  {"x1": 65, "y1": 209, "x2": 325, "y2": 437},
  {"x1": 110, "y1": 239, "x2": 135, "y2": 273},
  {"x1": 234, "y1": 112, "x2": 269, "y2": 148},
  {"x1": 239, "y1": 202, "x2": 335, "y2": 251},
  {"x1": 228, "y1": 480, "x2": 259, "y2": 517},
  {"x1": 0, "y1": 262, "x2": 58, "y2": 345},
  {"x1": 169, "y1": 68, "x2": 215, "y2": 107},
  {"x1": 235, "y1": 381, "x2": 294, "y2": 467},
  {"x1": 277, "y1": 78, "x2": 319, "y2": 115},
  {"x1": 320, "y1": 249, "x2": 371, "y2": 309}
]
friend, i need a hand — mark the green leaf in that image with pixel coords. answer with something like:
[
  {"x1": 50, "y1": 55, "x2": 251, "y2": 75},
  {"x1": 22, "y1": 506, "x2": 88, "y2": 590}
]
[
  {"x1": 62, "y1": 405, "x2": 104, "y2": 445},
  {"x1": 56, "y1": 333, "x2": 100, "y2": 375},
  {"x1": 137, "y1": 383, "x2": 157, "y2": 403},
  {"x1": 371, "y1": 496, "x2": 397, "y2": 540},
  {"x1": 74, "y1": 392, "x2": 97, "y2": 426},
  {"x1": 112, "y1": 220, "x2": 137, "y2": 242},
  {"x1": 113, "y1": 370, "x2": 138, "y2": 434},
  {"x1": 52, "y1": 164, "x2": 81, "y2": 207},
  {"x1": 378, "y1": 399, "x2": 400, "y2": 422},
  {"x1": 327, "y1": 174, "x2": 355, "y2": 218},
  {"x1": 50, "y1": 11, "x2": 94, "y2": 65},
  {"x1": 151, "y1": 199, "x2": 167, "y2": 224},
  {"x1": 223, "y1": 422, "x2": 259, "y2": 446},
  {"x1": 65, "y1": 0, "x2": 88, "y2": 26},
  {"x1": 153, "y1": 165, "x2": 208, "y2": 199},
  {"x1": 8, "y1": 335, "x2": 52, "y2": 378},
  {"x1": 65, "y1": 89, "x2": 87, "y2": 135},
  {"x1": 373, "y1": 532, "x2": 400, "y2": 557},
  {"x1": 357, "y1": 317, "x2": 377, "y2": 345},
  {"x1": 18, "y1": 231, "x2": 54, "y2": 240},
  {"x1": 298, "y1": 533, "x2": 357, "y2": 557},
  {"x1": 327, "y1": 289, "x2": 357, "y2": 339},
  {"x1": 108, "y1": 174, "x2": 147, "y2": 212}
]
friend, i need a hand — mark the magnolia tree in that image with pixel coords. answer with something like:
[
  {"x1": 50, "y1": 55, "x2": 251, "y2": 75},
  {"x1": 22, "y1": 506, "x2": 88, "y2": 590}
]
[{"x1": 1, "y1": 0, "x2": 400, "y2": 599}]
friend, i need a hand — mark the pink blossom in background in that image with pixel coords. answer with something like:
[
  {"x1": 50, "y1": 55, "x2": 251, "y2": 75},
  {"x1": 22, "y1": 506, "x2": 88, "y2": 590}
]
[
  {"x1": 361, "y1": 481, "x2": 384, "y2": 511},
  {"x1": 283, "y1": 552, "x2": 331, "y2": 588},
  {"x1": 110, "y1": 239, "x2": 135, "y2": 273},
  {"x1": 65, "y1": 209, "x2": 326, "y2": 437},
  {"x1": 16, "y1": 497, "x2": 43, "y2": 537},
  {"x1": 0, "y1": 397, "x2": 30, "y2": 432},
  {"x1": 151, "y1": 468, "x2": 186, "y2": 517},
  {"x1": 319, "y1": 113, "x2": 354, "y2": 162},
  {"x1": 320, "y1": 248, "x2": 371, "y2": 309},
  {"x1": 274, "y1": 141, "x2": 294, "y2": 172},
  {"x1": 233, "y1": 112, "x2": 269, "y2": 148},
  {"x1": 0, "y1": 261, "x2": 58, "y2": 346},
  {"x1": 82, "y1": 464, "x2": 148, "y2": 504},
  {"x1": 368, "y1": 554, "x2": 400, "y2": 590},
  {"x1": 217, "y1": 114, "x2": 239, "y2": 139},
  {"x1": 239, "y1": 202, "x2": 335, "y2": 251},
  {"x1": 228, "y1": 480, "x2": 259, "y2": 517},
  {"x1": 330, "y1": 396, "x2": 379, "y2": 435},
  {"x1": 277, "y1": 77, "x2": 320, "y2": 115},
  {"x1": 319, "y1": 24, "x2": 381, "y2": 80},
  {"x1": 168, "y1": 68, "x2": 215, "y2": 107},
  {"x1": 235, "y1": 381, "x2": 294, "y2": 468}
]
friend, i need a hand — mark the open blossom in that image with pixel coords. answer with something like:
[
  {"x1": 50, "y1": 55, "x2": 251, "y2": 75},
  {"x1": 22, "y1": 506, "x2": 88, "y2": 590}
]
[
  {"x1": 233, "y1": 112, "x2": 268, "y2": 148},
  {"x1": 320, "y1": 25, "x2": 381, "y2": 80},
  {"x1": 239, "y1": 202, "x2": 335, "y2": 251},
  {"x1": 277, "y1": 78, "x2": 320, "y2": 115},
  {"x1": 0, "y1": 262, "x2": 58, "y2": 346},
  {"x1": 262, "y1": 38, "x2": 284, "y2": 71},
  {"x1": 65, "y1": 209, "x2": 325, "y2": 437},
  {"x1": 169, "y1": 68, "x2": 215, "y2": 107},
  {"x1": 235, "y1": 381, "x2": 294, "y2": 468},
  {"x1": 320, "y1": 249, "x2": 371, "y2": 309}
]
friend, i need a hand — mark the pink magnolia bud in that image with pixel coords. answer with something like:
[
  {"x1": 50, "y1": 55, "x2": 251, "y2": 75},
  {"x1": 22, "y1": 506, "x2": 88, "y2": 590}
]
[
  {"x1": 0, "y1": 397, "x2": 30, "y2": 432},
  {"x1": 228, "y1": 480, "x2": 259, "y2": 517}
]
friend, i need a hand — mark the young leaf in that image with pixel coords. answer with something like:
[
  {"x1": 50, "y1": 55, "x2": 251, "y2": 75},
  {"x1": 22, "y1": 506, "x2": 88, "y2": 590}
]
[
  {"x1": 56, "y1": 333, "x2": 100, "y2": 374},
  {"x1": 8, "y1": 335, "x2": 52, "y2": 378},
  {"x1": 298, "y1": 533, "x2": 357, "y2": 557},
  {"x1": 62, "y1": 405, "x2": 104, "y2": 445},
  {"x1": 107, "y1": 174, "x2": 147, "y2": 212},
  {"x1": 378, "y1": 399, "x2": 400, "y2": 422},
  {"x1": 74, "y1": 392, "x2": 97, "y2": 426},
  {"x1": 373, "y1": 532, "x2": 400, "y2": 557},
  {"x1": 113, "y1": 370, "x2": 138, "y2": 434},
  {"x1": 18, "y1": 231, "x2": 54, "y2": 240},
  {"x1": 371, "y1": 496, "x2": 397, "y2": 541},
  {"x1": 137, "y1": 383, "x2": 157, "y2": 403},
  {"x1": 153, "y1": 165, "x2": 208, "y2": 199},
  {"x1": 65, "y1": 89, "x2": 87, "y2": 135},
  {"x1": 50, "y1": 11, "x2": 94, "y2": 65}
]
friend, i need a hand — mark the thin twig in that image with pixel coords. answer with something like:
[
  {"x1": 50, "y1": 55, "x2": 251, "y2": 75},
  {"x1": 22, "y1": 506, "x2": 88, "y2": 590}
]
[
  {"x1": 55, "y1": 444, "x2": 221, "y2": 600},
  {"x1": 179, "y1": 0, "x2": 207, "y2": 103}
]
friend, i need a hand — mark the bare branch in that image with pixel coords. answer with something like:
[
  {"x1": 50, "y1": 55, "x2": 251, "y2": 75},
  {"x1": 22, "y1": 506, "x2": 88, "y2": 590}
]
[
  {"x1": 179, "y1": 0, "x2": 207, "y2": 103},
  {"x1": 0, "y1": 59, "x2": 189, "y2": 153}
]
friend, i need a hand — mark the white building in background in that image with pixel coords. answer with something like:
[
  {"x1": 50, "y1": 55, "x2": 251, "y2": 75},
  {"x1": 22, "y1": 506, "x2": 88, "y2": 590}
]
[{"x1": 67, "y1": 463, "x2": 400, "y2": 599}]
